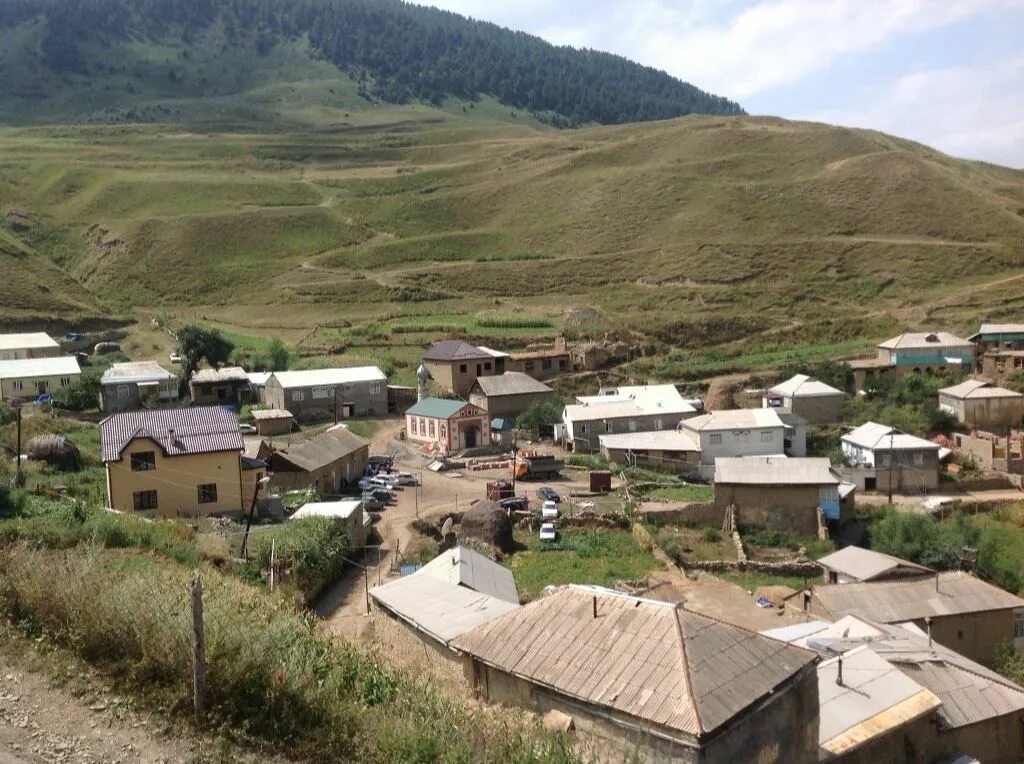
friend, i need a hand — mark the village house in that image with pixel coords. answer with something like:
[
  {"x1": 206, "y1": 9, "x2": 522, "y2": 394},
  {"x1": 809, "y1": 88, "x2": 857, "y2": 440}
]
[
  {"x1": 0, "y1": 332, "x2": 60, "y2": 361},
  {"x1": 0, "y1": 355, "x2": 80, "y2": 400},
  {"x1": 422, "y1": 341, "x2": 506, "y2": 397},
  {"x1": 189, "y1": 366, "x2": 252, "y2": 406},
  {"x1": 561, "y1": 384, "x2": 698, "y2": 453},
  {"x1": 290, "y1": 499, "x2": 369, "y2": 547},
  {"x1": 414, "y1": 545, "x2": 519, "y2": 604},
  {"x1": 265, "y1": 425, "x2": 369, "y2": 494},
  {"x1": 803, "y1": 571, "x2": 1024, "y2": 666},
  {"x1": 100, "y1": 406, "x2": 264, "y2": 518},
  {"x1": 851, "y1": 331, "x2": 975, "y2": 392},
  {"x1": 816, "y1": 545, "x2": 934, "y2": 584},
  {"x1": 840, "y1": 421, "x2": 941, "y2": 493},
  {"x1": 405, "y1": 397, "x2": 490, "y2": 453},
  {"x1": 249, "y1": 408, "x2": 294, "y2": 437},
  {"x1": 264, "y1": 366, "x2": 387, "y2": 421},
  {"x1": 764, "y1": 616, "x2": 1024, "y2": 764},
  {"x1": 467, "y1": 372, "x2": 557, "y2": 420},
  {"x1": 968, "y1": 322, "x2": 1024, "y2": 354},
  {"x1": 979, "y1": 348, "x2": 1024, "y2": 386},
  {"x1": 599, "y1": 429, "x2": 701, "y2": 469},
  {"x1": 504, "y1": 338, "x2": 572, "y2": 381},
  {"x1": 99, "y1": 361, "x2": 179, "y2": 414},
  {"x1": 938, "y1": 379, "x2": 1024, "y2": 431},
  {"x1": 678, "y1": 408, "x2": 807, "y2": 473},
  {"x1": 953, "y1": 429, "x2": 1024, "y2": 474},
  {"x1": 714, "y1": 456, "x2": 846, "y2": 533},
  {"x1": 246, "y1": 371, "x2": 271, "y2": 403},
  {"x1": 763, "y1": 373, "x2": 845, "y2": 424},
  {"x1": 452, "y1": 585, "x2": 820, "y2": 764}
]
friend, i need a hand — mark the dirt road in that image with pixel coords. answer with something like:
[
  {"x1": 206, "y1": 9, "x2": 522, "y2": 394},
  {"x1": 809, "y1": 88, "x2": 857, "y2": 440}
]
[{"x1": 856, "y1": 487, "x2": 1023, "y2": 511}]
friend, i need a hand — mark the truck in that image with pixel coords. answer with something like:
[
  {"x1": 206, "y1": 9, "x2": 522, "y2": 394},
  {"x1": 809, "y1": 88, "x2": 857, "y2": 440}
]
[{"x1": 510, "y1": 454, "x2": 564, "y2": 480}]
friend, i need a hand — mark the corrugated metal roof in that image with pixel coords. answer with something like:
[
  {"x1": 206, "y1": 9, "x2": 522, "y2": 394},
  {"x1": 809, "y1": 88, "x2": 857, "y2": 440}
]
[
  {"x1": 817, "y1": 546, "x2": 933, "y2": 582},
  {"x1": 939, "y1": 379, "x2": 1022, "y2": 400},
  {"x1": 471, "y1": 372, "x2": 553, "y2": 397},
  {"x1": 190, "y1": 366, "x2": 250, "y2": 383},
  {"x1": 451, "y1": 585, "x2": 816, "y2": 737},
  {"x1": 878, "y1": 332, "x2": 973, "y2": 350},
  {"x1": 247, "y1": 372, "x2": 271, "y2": 386},
  {"x1": 290, "y1": 499, "x2": 362, "y2": 520},
  {"x1": 566, "y1": 385, "x2": 696, "y2": 423},
  {"x1": 714, "y1": 456, "x2": 838, "y2": 486},
  {"x1": 0, "y1": 355, "x2": 80, "y2": 380},
  {"x1": 598, "y1": 430, "x2": 701, "y2": 452},
  {"x1": 272, "y1": 427, "x2": 368, "y2": 472},
  {"x1": 405, "y1": 397, "x2": 472, "y2": 419},
  {"x1": 422, "y1": 341, "x2": 492, "y2": 362},
  {"x1": 269, "y1": 366, "x2": 386, "y2": 389},
  {"x1": 0, "y1": 332, "x2": 59, "y2": 351},
  {"x1": 370, "y1": 574, "x2": 520, "y2": 645},
  {"x1": 680, "y1": 408, "x2": 785, "y2": 432},
  {"x1": 250, "y1": 408, "x2": 293, "y2": 420},
  {"x1": 100, "y1": 361, "x2": 176, "y2": 384},
  {"x1": 812, "y1": 571, "x2": 1024, "y2": 623},
  {"x1": 842, "y1": 421, "x2": 939, "y2": 451},
  {"x1": 770, "y1": 374, "x2": 844, "y2": 398},
  {"x1": 416, "y1": 545, "x2": 519, "y2": 604},
  {"x1": 99, "y1": 406, "x2": 243, "y2": 462},
  {"x1": 978, "y1": 323, "x2": 1024, "y2": 336}
]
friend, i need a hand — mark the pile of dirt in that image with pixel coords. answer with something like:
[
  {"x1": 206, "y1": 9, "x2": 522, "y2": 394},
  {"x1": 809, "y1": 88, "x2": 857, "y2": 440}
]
[
  {"x1": 26, "y1": 434, "x2": 81, "y2": 471},
  {"x1": 459, "y1": 500, "x2": 513, "y2": 553}
]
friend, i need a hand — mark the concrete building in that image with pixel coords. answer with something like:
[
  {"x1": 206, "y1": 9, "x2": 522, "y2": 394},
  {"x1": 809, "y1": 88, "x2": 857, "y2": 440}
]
[
  {"x1": 840, "y1": 422, "x2": 940, "y2": 493},
  {"x1": 452, "y1": 585, "x2": 820, "y2": 764},
  {"x1": 678, "y1": 408, "x2": 807, "y2": 472},
  {"x1": 468, "y1": 372, "x2": 557, "y2": 420},
  {"x1": 189, "y1": 366, "x2": 252, "y2": 406},
  {"x1": 100, "y1": 406, "x2": 263, "y2": 518},
  {"x1": 250, "y1": 408, "x2": 293, "y2": 437},
  {"x1": 765, "y1": 616, "x2": 1024, "y2": 764},
  {"x1": 247, "y1": 371, "x2": 271, "y2": 403},
  {"x1": 405, "y1": 397, "x2": 490, "y2": 453},
  {"x1": 290, "y1": 499, "x2": 369, "y2": 547},
  {"x1": 99, "y1": 361, "x2": 178, "y2": 414},
  {"x1": 816, "y1": 546, "x2": 933, "y2": 584},
  {"x1": 805, "y1": 571, "x2": 1024, "y2": 666},
  {"x1": 852, "y1": 331, "x2": 975, "y2": 392},
  {"x1": 599, "y1": 429, "x2": 702, "y2": 469},
  {"x1": 714, "y1": 456, "x2": 842, "y2": 532},
  {"x1": 266, "y1": 425, "x2": 369, "y2": 494},
  {"x1": 968, "y1": 322, "x2": 1024, "y2": 354},
  {"x1": 938, "y1": 379, "x2": 1024, "y2": 431},
  {"x1": 0, "y1": 356, "x2": 80, "y2": 400},
  {"x1": 0, "y1": 332, "x2": 60, "y2": 361},
  {"x1": 422, "y1": 341, "x2": 506, "y2": 397},
  {"x1": 562, "y1": 384, "x2": 698, "y2": 453},
  {"x1": 763, "y1": 374, "x2": 845, "y2": 424},
  {"x1": 264, "y1": 366, "x2": 387, "y2": 422}
]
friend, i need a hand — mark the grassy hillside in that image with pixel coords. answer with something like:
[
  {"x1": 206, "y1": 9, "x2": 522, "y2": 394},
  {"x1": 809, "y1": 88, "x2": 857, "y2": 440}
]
[{"x1": 1, "y1": 114, "x2": 1023, "y2": 375}]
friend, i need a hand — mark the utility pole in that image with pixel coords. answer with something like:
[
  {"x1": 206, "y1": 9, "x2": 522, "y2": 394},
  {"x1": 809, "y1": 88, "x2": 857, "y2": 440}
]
[
  {"x1": 887, "y1": 427, "x2": 895, "y2": 504},
  {"x1": 510, "y1": 438, "x2": 519, "y2": 493},
  {"x1": 241, "y1": 476, "x2": 269, "y2": 559},
  {"x1": 333, "y1": 386, "x2": 339, "y2": 426},
  {"x1": 15, "y1": 403, "x2": 22, "y2": 486}
]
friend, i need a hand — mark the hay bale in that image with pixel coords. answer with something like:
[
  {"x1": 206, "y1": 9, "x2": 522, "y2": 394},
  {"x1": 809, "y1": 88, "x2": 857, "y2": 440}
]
[
  {"x1": 26, "y1": 434, "x2": 81, "y2": 471},
  {"x1": 459, "y1": 500, "x2": 513, "y2": 553}
]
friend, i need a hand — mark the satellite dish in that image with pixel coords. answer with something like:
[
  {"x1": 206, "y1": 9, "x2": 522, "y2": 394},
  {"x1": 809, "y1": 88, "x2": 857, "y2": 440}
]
[{"x1": 441, "y1": 517, "x2": 453, "y2": 537}]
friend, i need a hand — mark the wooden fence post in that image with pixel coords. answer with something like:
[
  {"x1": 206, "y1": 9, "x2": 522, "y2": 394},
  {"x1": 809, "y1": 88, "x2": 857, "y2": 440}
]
[{"x1": 191, "y1": 573, "x2": 206, "y2": 719}]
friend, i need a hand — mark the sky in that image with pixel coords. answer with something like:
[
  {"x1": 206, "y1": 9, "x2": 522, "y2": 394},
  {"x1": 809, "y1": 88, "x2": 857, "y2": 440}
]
[{"x1": 422, "y1": 0, "x2": 1024, "y2": 168}]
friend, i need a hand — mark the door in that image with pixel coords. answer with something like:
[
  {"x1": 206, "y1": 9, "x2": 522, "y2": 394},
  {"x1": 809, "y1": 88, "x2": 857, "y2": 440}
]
[
  {"x1": 36, "y1": 380, "x2": 48, "y2": 394},
  {"x1": 464, "y1": 425, "x2": 479, "y2": 448},
  {"x1": 865, "y1": 477, "x2": 877, "y2": 491}
]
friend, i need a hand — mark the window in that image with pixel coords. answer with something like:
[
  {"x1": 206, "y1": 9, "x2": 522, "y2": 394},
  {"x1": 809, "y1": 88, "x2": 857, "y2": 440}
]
[
  {"x1": 542, "y1": 358, "x2": 552, "y2": 370},
  {"x1": 410, "y1": 418, "x2": 418, "y2": 435},
  {"x1": 559, "y1": 359, "x2": 567, "y2": 370},
  {"x1": 428, "y1": 420, "x2": 436, "y2": 437},
  {"x1": 913, "y1": 451, "x2": 924, "y2": 466},
  {"x1": 580, "y1": 423, "x2": 591, "y2": 434},
  {"x1": 311, "y1": 386, "x2": 331, "y2": 399},
  {"x1": 654, "y1": 419, "x2": 663, "y2": 431},
  {"x1": 133, "y1": 490, "x2": 158, "y2": 510},
  {"x1": 419, "y1": 418, "x2": 427, "y2": 435},
  {"x1": 197, "y1": 484, "x2": 218, "y2": 504},
  {"x1": 292, "y1": 390, "x2": 305, "y2": 402},
  {"x1": 709, "y1": 433, "x2": 722, "y2": 445},
  {"x1": 1015, "y1": 611, "x2": 1024, "y2": 639},
  {"x1": 60, "y1": 376, "x2": 71, "y2": 387},
  {"x1": 117, "y1": 385, "x2": 130, "y2": 399},
  {"x1": 484, "y1": 362, "x2": 492, "y2": 371},
  {"x1": 760, "y1": 430, "x2": 773, "y2": 443},
  {"x1": 440, "y1": 425, "x2": 447, "y2": 439},
  {"x1": 12, "y1": 380, "x2": 23, "y2": 391},
  {"x1": 879, "y1": 454, "x2": 890, "y2": 467},
  {"x1": 369, "y1": 383, "x2": 382, "y2": 395},
  {"x1": 130, "y1": 451, "x2": 156, "y2": 471},
  {"x1": 525, "y1": 361, "x2": 535, "y2": 371},
  {"x1": 628, "y1": 420, "x2": 638, "y2": 432},
  {"x1": 459, "y1": 364, "x2": 468, "y2": 374}
]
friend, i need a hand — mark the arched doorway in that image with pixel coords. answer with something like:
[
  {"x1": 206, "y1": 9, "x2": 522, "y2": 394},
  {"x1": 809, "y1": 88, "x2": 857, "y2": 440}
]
[{"x1": 464, "y1": 424, "x2": 479, "y2": 449}]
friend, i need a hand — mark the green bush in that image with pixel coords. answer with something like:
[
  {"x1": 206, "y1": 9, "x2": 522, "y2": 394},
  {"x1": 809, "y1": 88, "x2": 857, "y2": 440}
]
[
  {"x1": 54, "y1": 368, "x2": 102, "y2": 410},
  {"x1": 701, "y1": 527, "x2": 722, "y2": 542},
  {"x1": 250, "y1": 518, "x2": 351, "y2": 600}
]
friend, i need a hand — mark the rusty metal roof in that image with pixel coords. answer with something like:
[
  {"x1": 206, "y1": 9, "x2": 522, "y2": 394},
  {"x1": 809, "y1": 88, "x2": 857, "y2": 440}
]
[
  {"x1": 811, "y1": 571, "x2": 1024, "y2": 623},
  {"x1": 100, "y1": 406, "x2": 243, "y2": 462},
  {"x1": 451, "y1": 585, "x2": 816, "y2": 737}
]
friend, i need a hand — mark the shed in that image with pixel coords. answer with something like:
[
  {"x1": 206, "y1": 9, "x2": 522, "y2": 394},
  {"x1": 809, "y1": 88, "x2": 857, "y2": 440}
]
[
  {"x1": 817, "y1": 545, "x2": 933, "y2": 584},
  {"x1": 764, "y1": 374, "x2": 845, "y2": 424},
  {"x1": 250, "y1": 408, "x2": 294, "y2": 437},
  {"x1": 290, "y1": 499, "x2": 367, "y2": 547},
  {"x1": 714, "y1": 456, "x2": 841, "y2": 531}
]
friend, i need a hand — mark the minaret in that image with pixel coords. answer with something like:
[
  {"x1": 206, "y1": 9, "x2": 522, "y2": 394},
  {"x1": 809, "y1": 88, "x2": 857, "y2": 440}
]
[{"x1": 416, "y1": 362, "x2": 431, "y2": 402}]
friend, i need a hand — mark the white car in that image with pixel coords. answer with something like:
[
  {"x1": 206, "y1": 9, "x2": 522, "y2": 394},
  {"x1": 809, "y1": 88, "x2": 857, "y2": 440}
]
[
  {"x1": 541, "y1": 500, "x2": 559, "y2": 519},
  {"x1": 238, "y1": 423, "x2": 256, "y2": 435},
  {"x1": 169, "y1": 352, "x2": 182, "y2": 364},
  {"x1": 392, "y1": 472, "x2": 420, "y2": 486},
  {"x1": 358, "y1": 477, "x2": 393, "y2": 493},
  {"x1": 539, "y1": 523, "x2": 557, "y2": 541}
]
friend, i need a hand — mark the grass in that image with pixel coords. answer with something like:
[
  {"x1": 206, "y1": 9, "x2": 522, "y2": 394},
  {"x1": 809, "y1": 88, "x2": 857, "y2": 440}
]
[
  {"x1": 644, "y1": 484, "x2": 714, "y2": 502},
  {"x1": 342, "y1": 420, "x2": 380, "y2": 440},
  {"x1": 655, "y1": 526, "x2": 736, "y2": 563},
  {"x1": 504, "y1": 528, "x2": 660, "y2": 600}
]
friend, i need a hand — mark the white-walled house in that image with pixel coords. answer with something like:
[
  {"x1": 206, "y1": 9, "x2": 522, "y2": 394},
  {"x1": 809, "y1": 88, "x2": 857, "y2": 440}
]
[
  {"x1": 561, "y1": 384, "x2": 697, "y2": 453},
  {"x1": 840, "y1": 421, "x2": 940, "y2": 493},
  {"x1": 678, "y1": 408, "x2": 806, "y2": 472}
]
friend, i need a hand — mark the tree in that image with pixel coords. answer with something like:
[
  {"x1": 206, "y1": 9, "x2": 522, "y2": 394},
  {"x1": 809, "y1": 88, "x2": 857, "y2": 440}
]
[
  {"x1": 267, "y1": 338, "x2": 289, "y2": 371},
  {"x1": 176, "y1": 325, "x2": 234, "y2": 392},
  {"x1": 514, "y1": 400, "x2": 563, "y2": 434},
  {"x1": 54, "y1": 368, "x2": 102, "y2": 411}
]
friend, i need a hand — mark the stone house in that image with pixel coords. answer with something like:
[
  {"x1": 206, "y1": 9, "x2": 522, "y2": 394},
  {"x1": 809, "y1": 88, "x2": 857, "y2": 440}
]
[
  {"x1": 468, "y1": 372, "x2": 557, "y2": 420},
  {"x1": 505, "y1": 338, "x2": 572, "y2": 382},
  {"x1": 979, "y1": 349, "x2": 1024, "y2": 386},
  {"x1": 763, "y1": 374, "x2": 845, "y2": 424},
  {"x1": 99, "y1": 361, "x2": 179, "y2": 414},
  {"x1": 405, "y1": 397, "x2": 490, "y2": 453},
  {"x1": 266, "y1": 425, "x2": 369, "y2": 494},
  {"x1": 422, "y1": 341, "x2": 506, "y2": 397},
  {"x1": 937, "y1": 379, "x2": 1024, "y2": 431},
  {"x1": 264, "y1": 367, "x2": 387, "y2": 421},
  {"x1": 250, "y1": 408, "x2": 294, "y2": 437},
  {"x1": 840, "y1": 421, "x2": 940, "y2": 493},
  {"x1": 189, "y1": 366, "x2": 252, "y2": 406},
  {"x1": 0, "y1": 332, "x2": 60, "y2": 361}
]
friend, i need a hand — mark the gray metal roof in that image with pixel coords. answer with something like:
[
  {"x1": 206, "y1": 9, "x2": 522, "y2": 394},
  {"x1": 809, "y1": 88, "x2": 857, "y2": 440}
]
[
  {"x1": 0, "y1": 332, "x2": 59, "y2": 351},
  {"x1": 842, "y1": 421, "x2": 939, "y2": 452},
  {"x1": 769, "y1": 374, "x2": 844, "y2": 398},
  {"x1": 878, "y1": 332, "x2": 973, "y2": 350},
  {"x1": 680, "y1": 408, "x2": 785, "y2": 432},
  {"x1": 811, "y1": 571, "x2": 1024, "y2": 623},
  {"x1": 271, "y1": 426, "x2": 368, "y2": 472},
  {"x1": 100, "y1": 361, "x2": 176, "y2": 384},
  {"x1": 714, "y1": 456, "x2": 838, "y2": 486},
  {"x1": 939, "y1": 379, "x2": 1022, "y2": 400},
  {"x1": 452, "y1": 585, "x2": 816, "y2": 738},
  {"x1": 269, "y1": 366, "x2": 386, "y2": 389},
  {"x1": 471, "y1": 372, "x2": 553, "y2": 397},
  {"x1": 370, "y1": 574, "x2": 520, "y2": 645},
  {"x1": 817, "y1": 546, "x2": 933, "y2": 582},
  {"x1": 415, "y1": 545, "x2": 519, "y2": 604},
  {"x1": 0, "y1": 356, "x2": 81, "y2": 380},
  {"x1": 100, "y1": 406, "x2": 243, "y2": 462},
  {"x1": 250, "y1": 408, "x2": 293, "y2": 420}
]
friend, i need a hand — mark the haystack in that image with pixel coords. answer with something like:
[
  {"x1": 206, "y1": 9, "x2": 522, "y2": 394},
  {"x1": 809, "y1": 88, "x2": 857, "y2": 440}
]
[
  {"x1": 26, "y1": 434, "x2": 81, "y2": 471},
  {"x1": 459, "y1": 500, "x2": 513, "y2": 553}
]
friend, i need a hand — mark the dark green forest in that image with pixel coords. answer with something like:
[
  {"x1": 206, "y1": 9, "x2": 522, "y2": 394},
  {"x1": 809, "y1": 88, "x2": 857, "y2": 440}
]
[{"x1": 0, "y1": 0, "x2": 744, "y2": 125}]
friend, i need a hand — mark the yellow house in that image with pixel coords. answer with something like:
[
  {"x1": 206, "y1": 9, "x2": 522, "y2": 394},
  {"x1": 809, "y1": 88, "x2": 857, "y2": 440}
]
[
  {"x1": 0, "y1": 356, "x2": 80, "y2": 400},
  {"x1": 101, "y1": 406, "x2": 263, "y2": 518}
]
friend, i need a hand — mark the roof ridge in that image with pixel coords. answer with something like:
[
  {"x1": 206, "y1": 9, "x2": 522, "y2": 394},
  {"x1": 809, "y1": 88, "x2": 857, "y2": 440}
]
[{"x1": 672, "y1": 606, "x2": 704, "y2": 734}]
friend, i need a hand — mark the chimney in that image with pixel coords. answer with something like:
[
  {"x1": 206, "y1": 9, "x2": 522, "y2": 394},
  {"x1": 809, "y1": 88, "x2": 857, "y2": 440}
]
[
  {"x1": 167, "y1": 428, "x2": 176, "y2": 448},
  {"x1": 836, "y1": 654, "x2": 844, "y2": 686}
]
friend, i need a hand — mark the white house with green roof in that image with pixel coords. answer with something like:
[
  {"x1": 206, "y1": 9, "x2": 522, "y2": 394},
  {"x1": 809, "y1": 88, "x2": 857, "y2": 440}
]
[{"x1": 405, "y1": 397, "x2": 490, "y2": 453}]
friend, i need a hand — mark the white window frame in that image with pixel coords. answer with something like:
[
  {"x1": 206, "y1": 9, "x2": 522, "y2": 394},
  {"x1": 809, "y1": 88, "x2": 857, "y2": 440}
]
[
  {"x1": 311, "y1": 386, "x2": 331, "y2": 400},
  {"x1": 12, "y1": 380, "x2": 23, "y2": 392},
  {"x1": 580, "y1": 423, "x2": 591, "y2": 434},
  {"x1": 708, "y1": 433, "x2": 722, "y2": 445},
  {"x1": 913, "y1": 451, "x2": 924, "y2": 466},
  {"x1": 410, "y1": 418, "x2": 418, "y2": 435},
  {"x1": 117, "y1": 384, "x2": 130, "y2": 399},
  {"x1": 760, "y1": 430, "x2": 773, "y2": 443},
  {"x1": 60, "y1": 376, "x2": 71, "y2": 387},
  {"x1": 653, "y1": 419, "x2": 663, "y2": 431},
  {"x1": 369, "y1": 382, "x2": 382, "y2": 395},
  {"x1": 292, "y1": 390, "x2": 305, "y2": 402}
]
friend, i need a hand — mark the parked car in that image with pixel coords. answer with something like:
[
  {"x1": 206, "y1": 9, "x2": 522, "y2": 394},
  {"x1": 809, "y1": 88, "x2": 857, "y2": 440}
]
[
  {"x1": 541, "y1": 500, "x2": 559, "y2": 519},
  {"x1": 366, "y1": 488, "x2": 394, "y2": 504},
  {"x1": 537, "y1": 486, "x2": 561, "y2": 503},
  {"x1": 169, "y1": 352, "x2": 182, "y2": 364},
  {"x1": 358, "y1": 477, "x2": 392, "y2": 492},
  {"x1": 374, "y1": 473, "x2": 403, "y2": 489},
  {"x1": 677, "y1": 470, "x2": 710, "y2": 485},
  {"x1": 33, "y1": 393, "x2": 54, "y2": 406},
  {"x1": 539, "y1": 523, "x2": 558, "y2": 542},
  {"x1": 497, "y1": 496, "x2": 529, "y2": 512},
  {"x1": 360, "y1": 494, "x2": 385, "y2": 511},
  {"x1": 238, "y1": 423, "x2": 256, "y2": 435},
  {"x1": 390, "y1": 472, "x2": 420, "y2": 486}
]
